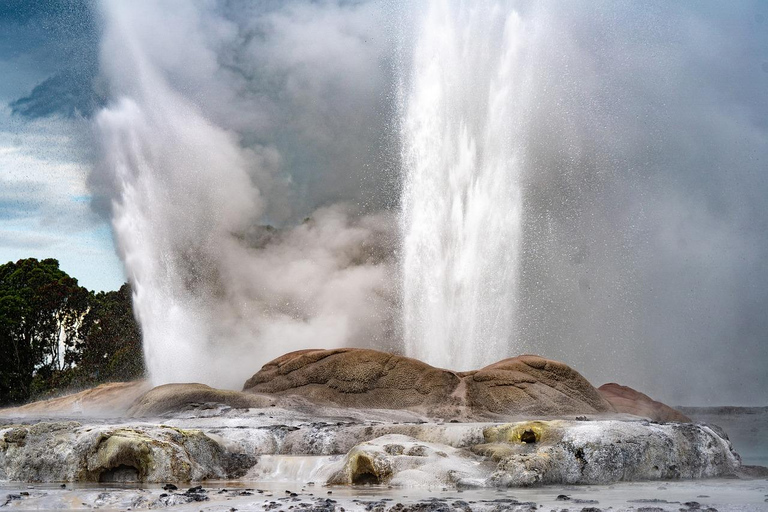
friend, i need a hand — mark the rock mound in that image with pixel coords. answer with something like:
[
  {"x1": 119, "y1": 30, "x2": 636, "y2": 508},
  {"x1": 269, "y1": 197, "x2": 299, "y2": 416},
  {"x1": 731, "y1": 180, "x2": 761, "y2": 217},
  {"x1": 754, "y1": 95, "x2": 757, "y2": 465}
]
[
  {"x1": 326, "y1": 434, "x2": 484, "y2": 487},
  {"x1": 0, "y1": 422, "x2": 254, "y2": 482},
  {"x1": 598, "y1": 383, "x2": 691, "y2": 423},
  {"x1": 0, "y1": 381, "x2": 149, "y2": 418},
  {"x1": 325, "y1": 420, "x2": 739, "y2": 488},
  {"x1": 464, "y1": 355, "x2": 615, "y2": 416},
  {"x1": 478, "y1": 419, "x2": 737, "y2": 486},
  {"x1": 244, "y1": 349, "x2": 615, "y2": 418},
  {"x1": 128, "y1": 383, "x2": 274, "y2": 418},
  {"x1": 243, "y1": 348, "x2": 461, "y2": 410}
]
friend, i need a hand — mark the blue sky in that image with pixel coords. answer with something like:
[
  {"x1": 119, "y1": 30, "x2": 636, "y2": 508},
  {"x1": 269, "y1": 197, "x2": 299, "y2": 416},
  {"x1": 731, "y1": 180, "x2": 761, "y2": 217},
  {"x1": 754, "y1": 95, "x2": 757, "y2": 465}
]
[{"x1": 0, "y1": 0, "x2": 124, "y2": 291}]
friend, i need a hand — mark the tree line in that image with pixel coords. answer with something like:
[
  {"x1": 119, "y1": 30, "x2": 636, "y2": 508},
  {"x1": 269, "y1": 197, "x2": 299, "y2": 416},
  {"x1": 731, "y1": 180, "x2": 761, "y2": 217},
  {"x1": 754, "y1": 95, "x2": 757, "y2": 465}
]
[{"x1": 0, "y1": 258, "x2": 144, "y2": 406}]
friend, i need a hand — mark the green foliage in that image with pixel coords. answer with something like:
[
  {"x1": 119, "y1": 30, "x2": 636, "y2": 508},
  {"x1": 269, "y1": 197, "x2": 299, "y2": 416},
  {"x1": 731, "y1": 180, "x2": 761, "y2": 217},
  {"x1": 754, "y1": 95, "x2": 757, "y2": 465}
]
[
  {"x1": 72, "y1": 283, "x2": 144, "y2": 386},
  {"x1": 0, "y1": 258, "x2": 144, "y2": 406}
]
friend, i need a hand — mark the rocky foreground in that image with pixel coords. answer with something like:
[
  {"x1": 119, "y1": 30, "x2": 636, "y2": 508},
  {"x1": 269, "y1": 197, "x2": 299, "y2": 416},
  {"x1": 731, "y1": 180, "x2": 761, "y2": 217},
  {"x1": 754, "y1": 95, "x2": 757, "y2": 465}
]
[
  {"x1": 0, "y1": 416, "x2": 741, "y2": 486},
  {"x1": 0, "y1": 349, "x2": 763, "y2": 510}
]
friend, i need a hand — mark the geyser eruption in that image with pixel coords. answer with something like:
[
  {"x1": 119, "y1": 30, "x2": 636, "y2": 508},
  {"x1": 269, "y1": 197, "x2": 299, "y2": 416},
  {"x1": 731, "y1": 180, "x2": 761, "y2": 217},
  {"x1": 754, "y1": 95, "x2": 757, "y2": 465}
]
[
  {"x1": 93, "y1": 1, "x2": 396, "y2": 387},
  {"x1": 401, "y1": 2, "x2": 529, "y2": 370},
  {"x1": 86, "y1": 0, "x2": 768, "y2": 404},
  {"x1": 95, "y1": 2, "x2": 263, "y2": 385}
]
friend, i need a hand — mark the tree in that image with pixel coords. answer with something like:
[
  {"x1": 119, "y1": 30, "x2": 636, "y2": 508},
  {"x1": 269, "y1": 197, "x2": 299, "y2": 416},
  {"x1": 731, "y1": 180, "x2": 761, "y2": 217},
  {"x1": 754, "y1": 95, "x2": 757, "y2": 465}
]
[
  {"x1": 0, "y1": 258, "x2": 144, "y2": 405},
  {"x1": 0, "y1": 292, "x2": 30, "y2": 403},
  {"x1": 72, "y1": 283, "x2": 144, "y2": 385},
  {"x1": 0, "y1": 258, "x2": 89, "y2": 402}
]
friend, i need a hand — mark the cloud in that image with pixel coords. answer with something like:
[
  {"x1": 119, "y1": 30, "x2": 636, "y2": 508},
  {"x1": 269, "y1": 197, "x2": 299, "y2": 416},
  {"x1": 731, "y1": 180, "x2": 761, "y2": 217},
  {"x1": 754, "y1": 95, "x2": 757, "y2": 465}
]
[
  {"x1": 0, "y1": 229, "x2": 58, "y2": 249},
  {"x1": 2, "y1": 0, "x2": 99, "y2": 117},
  {"x1": 10, "y1": 67, "x2": 105, "y2": 119},
  {"x1": 0, "y1": 175, "x2": 46, "y2": 220}
]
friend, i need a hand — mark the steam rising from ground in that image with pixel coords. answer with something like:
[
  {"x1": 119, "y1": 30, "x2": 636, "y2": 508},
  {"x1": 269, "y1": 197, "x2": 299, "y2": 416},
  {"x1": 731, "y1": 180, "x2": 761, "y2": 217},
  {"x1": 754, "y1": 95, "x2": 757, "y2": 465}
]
[
  {"x1": 91, "y1": 1, "x2": 768, "y2": 404},
  {"x1": 93, "y1": 1, "x2": 396, "y2": 387}
]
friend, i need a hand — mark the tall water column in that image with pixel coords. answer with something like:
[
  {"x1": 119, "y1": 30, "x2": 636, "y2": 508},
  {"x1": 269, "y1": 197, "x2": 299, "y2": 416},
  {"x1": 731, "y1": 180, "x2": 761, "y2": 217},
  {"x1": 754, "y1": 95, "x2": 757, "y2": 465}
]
[{"x1": 401, "y1": 1, "x2": 530, "y2": 370}]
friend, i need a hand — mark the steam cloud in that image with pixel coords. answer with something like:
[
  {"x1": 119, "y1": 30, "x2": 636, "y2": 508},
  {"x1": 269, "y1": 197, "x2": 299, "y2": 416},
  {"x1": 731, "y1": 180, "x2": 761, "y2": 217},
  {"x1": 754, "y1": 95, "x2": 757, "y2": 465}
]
[
  {"x1": 90, "y1": 0, "x2": 768, "y2": 404},
  {"x1": 92, "y1": 0, "x2": 397, "y2": 388}
]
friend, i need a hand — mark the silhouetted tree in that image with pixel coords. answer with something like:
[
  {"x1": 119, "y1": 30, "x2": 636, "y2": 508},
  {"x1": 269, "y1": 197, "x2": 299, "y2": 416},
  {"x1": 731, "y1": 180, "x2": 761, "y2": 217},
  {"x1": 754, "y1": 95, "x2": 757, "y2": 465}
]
[
  {"x1": 0, "y1": 258, "x2": 144, "y2": 405},
  {"x1": 0, "y1": 258, "x2": 89, "y2": 402}
]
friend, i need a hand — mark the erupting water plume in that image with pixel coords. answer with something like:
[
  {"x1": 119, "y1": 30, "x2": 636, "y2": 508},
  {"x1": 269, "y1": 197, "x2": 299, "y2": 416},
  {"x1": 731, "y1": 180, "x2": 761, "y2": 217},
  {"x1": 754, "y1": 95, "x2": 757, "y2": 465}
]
[
  {"x1": 95, "y1": 3, "x2": 262, "y2": 385},
  {"x1": 85, "y1": 0, "x2": 768, "y2": 405},
  {"x1": 93, "y1": 1, "x2": 396, "y2": 387},
  {"x1": 401, "y1": 1, "x2": 529, "y2": 370}
]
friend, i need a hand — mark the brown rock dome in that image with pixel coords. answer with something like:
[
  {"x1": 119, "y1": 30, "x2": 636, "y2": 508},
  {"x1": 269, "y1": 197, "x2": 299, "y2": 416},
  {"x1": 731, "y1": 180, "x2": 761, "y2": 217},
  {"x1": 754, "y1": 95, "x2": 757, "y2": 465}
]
[
  {"x1": 243, "y1": 349, "x2": 616, "y2": 418},
  {"x1": 598, "y1": 382, "x2": 691, "y2": 423},
  {"x1": 243, "y1": 348, "x2": 461, "y2": 409},
  {"x1": 464, "y1": 354, "x2": 615, "y2": 416}
]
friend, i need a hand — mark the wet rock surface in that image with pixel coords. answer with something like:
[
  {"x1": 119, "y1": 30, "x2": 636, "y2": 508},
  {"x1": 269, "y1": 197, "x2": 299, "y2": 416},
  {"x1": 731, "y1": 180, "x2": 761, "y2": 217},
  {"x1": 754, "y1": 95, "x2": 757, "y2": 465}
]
[
  {"x1": 0, "y1": 480, "x2": 765, "y2": 511},
  {"x1": 326, "y1": 434, "x2": 487, "y2": 487},
  {"x1": 0, "y1": 415, "x2": 742, "y2": 487},
  {"x1": 0, "y1": 422, "x2": 256, "y2": 482}
]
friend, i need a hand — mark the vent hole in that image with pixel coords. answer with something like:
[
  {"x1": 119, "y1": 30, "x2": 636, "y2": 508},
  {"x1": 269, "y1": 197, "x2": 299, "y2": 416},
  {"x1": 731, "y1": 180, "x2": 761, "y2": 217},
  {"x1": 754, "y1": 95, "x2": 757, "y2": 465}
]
[{"x1": 99, "y1": 465, "x2": 139, "y2": 483}]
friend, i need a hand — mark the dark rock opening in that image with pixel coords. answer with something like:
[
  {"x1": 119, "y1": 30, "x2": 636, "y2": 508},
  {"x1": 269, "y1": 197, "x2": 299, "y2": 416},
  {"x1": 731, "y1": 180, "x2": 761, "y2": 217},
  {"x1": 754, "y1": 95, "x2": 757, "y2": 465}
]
[
  {"x1": 520, "y1": 429, "x2": 537, "y2": 444},
  {"x1": 351, "y1": 456, "x2": 382, "y2": 485},
  {"x1": 352, "y1": 471, "x2": 380, "y2": 485},
  {"x1": 99, "y1": 465, "x2": 140, "y2": 483}
]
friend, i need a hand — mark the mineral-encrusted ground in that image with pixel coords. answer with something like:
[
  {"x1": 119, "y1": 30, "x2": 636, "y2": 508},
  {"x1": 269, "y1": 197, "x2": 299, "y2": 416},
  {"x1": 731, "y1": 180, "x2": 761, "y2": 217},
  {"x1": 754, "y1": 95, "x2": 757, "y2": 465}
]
[
  {"x1": 0, "y1": 410, "x2": 745, "y2": 487},
  {"x1": 0, "y1": 349, "x2": 765, "y2": 512}
]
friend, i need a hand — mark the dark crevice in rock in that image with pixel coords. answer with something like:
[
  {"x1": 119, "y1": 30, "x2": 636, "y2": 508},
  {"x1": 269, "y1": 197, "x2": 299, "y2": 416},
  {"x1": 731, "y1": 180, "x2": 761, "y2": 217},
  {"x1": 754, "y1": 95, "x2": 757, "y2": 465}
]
[
  {"x1": 99, "y1": 464, "x2": 139, "y2": 483},
  {"x1": 352, "y1": 471, "x2": 380, "y2": 485},
  {"x1": 520, "y1": 429, "x2": 537, "y2": 444}
]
